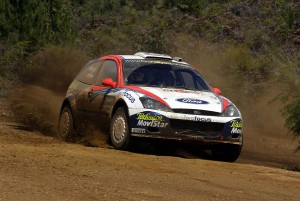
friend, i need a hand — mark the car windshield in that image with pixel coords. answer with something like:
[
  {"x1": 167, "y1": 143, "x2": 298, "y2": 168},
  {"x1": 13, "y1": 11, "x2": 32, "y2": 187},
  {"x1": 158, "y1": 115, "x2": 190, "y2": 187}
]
[{"x1": 122, "y1": 59, "x2": 211, "y2": 91}]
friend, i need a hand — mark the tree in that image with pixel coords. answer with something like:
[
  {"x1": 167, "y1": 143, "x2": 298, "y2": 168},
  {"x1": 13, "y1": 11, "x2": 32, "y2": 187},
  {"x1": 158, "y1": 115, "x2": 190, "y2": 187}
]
[
  {"x1": 44, "y1": 0, "x2": 75, "y2": 44},
  {"x1": 0, "y1": 0, "x2": 15, "y2": 37},
  {"x1": 0, "y1": 0, "x2": 74, "y2": 46}
]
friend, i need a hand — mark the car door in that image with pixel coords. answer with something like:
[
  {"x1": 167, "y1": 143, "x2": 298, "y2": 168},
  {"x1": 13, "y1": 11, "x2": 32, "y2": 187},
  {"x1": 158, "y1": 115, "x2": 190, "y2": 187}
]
[
  {"x1": 84, "y1": 59, "x2": 118, "y2": 118},
  {"x1": 74, "y1": 60, "x2": 103, "y2": 114}
]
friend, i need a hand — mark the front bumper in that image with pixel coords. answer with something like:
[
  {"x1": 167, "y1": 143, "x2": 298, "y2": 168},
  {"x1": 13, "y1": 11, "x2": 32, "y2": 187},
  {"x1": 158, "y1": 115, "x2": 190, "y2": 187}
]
[{"x1": 129, "y1": 109, "x2": 243, "y2": 145}]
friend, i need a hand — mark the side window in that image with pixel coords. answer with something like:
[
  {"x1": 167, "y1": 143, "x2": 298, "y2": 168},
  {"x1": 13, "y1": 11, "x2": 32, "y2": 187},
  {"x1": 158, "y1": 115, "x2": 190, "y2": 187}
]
[
  {"x1": 76, "y1": 60, "x2": 103, "y2": 85},
  {"x1": 97, "y1": 60, "x2": 118, "y2": 85}
]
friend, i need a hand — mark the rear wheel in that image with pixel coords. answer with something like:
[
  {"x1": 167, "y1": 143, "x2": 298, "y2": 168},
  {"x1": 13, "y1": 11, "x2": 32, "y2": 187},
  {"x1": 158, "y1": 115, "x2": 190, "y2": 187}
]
[
  {"x1": 211, "y1": 144, "x2": 242, "y2": 162},
  {"x1": 110, "y1": 107, "x2": 131, "y2": 150},
  {"x1": 58, "y1": 106, "x2": 76, "y2": 141}
]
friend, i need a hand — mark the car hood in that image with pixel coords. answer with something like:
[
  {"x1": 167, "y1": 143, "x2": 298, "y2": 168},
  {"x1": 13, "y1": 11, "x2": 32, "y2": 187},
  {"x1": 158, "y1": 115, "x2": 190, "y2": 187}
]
[{"x1": 139, "y1": 87, "x2": 223, "y2": 113}]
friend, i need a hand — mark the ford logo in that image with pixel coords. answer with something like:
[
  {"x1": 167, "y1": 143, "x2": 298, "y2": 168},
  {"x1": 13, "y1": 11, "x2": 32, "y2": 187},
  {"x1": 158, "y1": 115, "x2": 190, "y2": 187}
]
[{"x1": 176, "y1": 98, "x2": 209, "y2": 104}]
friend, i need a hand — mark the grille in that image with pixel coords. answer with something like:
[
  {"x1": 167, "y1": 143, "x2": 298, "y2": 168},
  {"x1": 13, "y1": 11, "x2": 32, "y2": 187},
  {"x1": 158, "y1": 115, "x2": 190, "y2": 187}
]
[
  {"x1": 172, "y1": 109, "x2": 221, "y2": 116},
  {"x1": 170, "y1": 119, "x2": 224, "y2": 136}
]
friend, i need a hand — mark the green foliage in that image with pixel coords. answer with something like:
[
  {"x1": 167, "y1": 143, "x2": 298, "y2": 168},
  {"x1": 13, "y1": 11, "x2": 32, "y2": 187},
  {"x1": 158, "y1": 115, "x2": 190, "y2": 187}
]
[
  {"x1": 163, "y1": 0, "x2": 231, "y2": 14},
  {"x1": 0, "y1": 0, "x2": 75, "y2": 46},
  {"x1": 246, "y1": 30, "x2": 273, "y2": 52},
  {"x1": 283, "y1": 98, "x2": 300, "y2": 148},
  {"x1": 45, "y1": 0, "x2": 75, "y2": 44},
  {"x1": 0, "y1": 0, "x2": 46, "y2": 45},
  {"x1": 130, "y1": 14, "x2": 172, "y2": 53},
  {"x1": 274, "y1": 53, "x2": 300, "y2": 147},
  {"x1": 0, "y1": 41, "x2": 31, "y2": 77},
  {"x1": 0, "y1": 0, "x2": 15, "y2": 37},
  {"x1": 278, "y1": 59, "x2": 300, "y2": 93},
  {"x1": 133, "y1": 0, "x2": 158, "y2": 10},
  {"x1": 274, "y1": 0, "x2": 299, "y2": 30},
  {"x1": 86, "y1": 0, "x2": 126, "y2": 16},
  {"x1": 220, "y1": 45, "x2": 274, "y2": 95}
]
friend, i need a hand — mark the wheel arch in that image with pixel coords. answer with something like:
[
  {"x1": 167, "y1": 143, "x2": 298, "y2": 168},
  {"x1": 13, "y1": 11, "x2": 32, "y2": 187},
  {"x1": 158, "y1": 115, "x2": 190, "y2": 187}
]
[
  {"x1": 59, "y1": 97, "x2": 78, "y2": 129},
  {"x1": 111, "y1": 99, "x2": 129, "y2": 118},
  {"x1": 60, "y1": 99, "x2": 71, "y2": 114}
]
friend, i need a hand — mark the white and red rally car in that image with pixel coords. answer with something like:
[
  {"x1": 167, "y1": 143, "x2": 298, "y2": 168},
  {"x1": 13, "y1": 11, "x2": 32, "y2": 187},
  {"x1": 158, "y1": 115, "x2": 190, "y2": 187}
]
[{"x1": 59, "y1": 52, "x2": 243, "y2": 162}]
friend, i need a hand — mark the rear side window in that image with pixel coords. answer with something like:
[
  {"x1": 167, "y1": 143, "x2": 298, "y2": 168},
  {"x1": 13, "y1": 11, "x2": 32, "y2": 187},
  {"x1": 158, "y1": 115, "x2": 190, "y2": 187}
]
[
  {"x1": 76, "y1": 60, "x2": 103, "y2": 85},
  {"x1": 97, "y1": 60, "x2": 118, "y2": 85}
]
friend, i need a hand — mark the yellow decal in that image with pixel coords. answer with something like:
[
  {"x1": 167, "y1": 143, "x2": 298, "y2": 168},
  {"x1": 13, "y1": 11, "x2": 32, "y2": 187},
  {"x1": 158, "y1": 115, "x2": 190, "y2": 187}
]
[
  {"x1": 137, "y1": 113, "x2": 163, "y2": 121},
  {"x1": 230, "y1": 120, "x2": 242, "y2": 128}
]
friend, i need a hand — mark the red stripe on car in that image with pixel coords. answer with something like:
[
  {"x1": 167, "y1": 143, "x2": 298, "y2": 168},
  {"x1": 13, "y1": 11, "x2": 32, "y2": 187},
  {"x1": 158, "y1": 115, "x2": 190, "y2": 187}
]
[
  {"x1": 222, "y1": 98, "x2": 229, "y2": 112},
  {"x1": 123, "y1": 86, "x2": 169, "y2": 107}
]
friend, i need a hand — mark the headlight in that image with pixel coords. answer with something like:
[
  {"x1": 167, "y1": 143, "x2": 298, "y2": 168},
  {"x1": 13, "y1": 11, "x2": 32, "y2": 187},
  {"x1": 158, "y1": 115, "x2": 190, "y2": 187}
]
[
  {"x1": 222, "y1": 105, "x2": 240, "y2": 117},
  {"x1": 140, "y1": 97, "x2": 172, "y2": 112}
]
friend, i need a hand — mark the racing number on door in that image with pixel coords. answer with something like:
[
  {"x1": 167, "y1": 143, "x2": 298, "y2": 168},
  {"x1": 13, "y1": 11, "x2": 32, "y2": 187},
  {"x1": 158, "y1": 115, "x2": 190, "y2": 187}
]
[{"x1": 124, "y1": 92, "x2": 135, "y2": 103}]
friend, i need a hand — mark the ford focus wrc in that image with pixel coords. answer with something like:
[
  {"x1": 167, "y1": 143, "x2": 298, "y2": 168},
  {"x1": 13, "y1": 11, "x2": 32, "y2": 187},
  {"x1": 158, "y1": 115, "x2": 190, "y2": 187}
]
[{"x1": 59, "y1": 52, "x2": 243, "y2": 162}]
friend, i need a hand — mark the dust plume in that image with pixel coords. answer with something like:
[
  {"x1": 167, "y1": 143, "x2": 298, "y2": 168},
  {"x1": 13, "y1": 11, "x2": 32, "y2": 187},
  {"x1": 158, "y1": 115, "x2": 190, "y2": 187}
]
[
  {"x1": 10, "y1": 47, "x2": 111, "y2": 146},
  {"x1": 11, "y1": 85, "x2": 63, "y2": 135},
  {"x1": 11, "y1": 47, "x2": 86, "y2": 134}
]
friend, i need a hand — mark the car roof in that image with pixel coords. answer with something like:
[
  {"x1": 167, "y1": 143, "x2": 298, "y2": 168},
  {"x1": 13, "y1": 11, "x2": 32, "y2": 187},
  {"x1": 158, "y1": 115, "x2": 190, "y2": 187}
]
[{"x1": 118, "y1": 52, "x2": 190, "y2": 65}]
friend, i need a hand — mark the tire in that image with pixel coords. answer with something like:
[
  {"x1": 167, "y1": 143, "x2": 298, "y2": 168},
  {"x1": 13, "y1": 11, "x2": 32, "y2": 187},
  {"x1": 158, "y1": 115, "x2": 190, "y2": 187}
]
[
  {"x1": 211, "y1": 144, "x2": 242, "y2": 162},
  {"x1": 58, "y1": 106, "x2": 76, "y2": 141},
  {"x1": 110, "y1": 107, "x2": 131, "y2": 150}
]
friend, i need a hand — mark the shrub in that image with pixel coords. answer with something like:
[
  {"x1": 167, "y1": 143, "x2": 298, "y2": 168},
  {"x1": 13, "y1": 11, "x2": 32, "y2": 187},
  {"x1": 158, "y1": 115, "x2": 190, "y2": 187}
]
[
  {"x1": 220, "y1": 45, "x2": 274, "y2": 95},
  {"x1": 283, "y1": 98, "x2": 300, "y2": 151}
]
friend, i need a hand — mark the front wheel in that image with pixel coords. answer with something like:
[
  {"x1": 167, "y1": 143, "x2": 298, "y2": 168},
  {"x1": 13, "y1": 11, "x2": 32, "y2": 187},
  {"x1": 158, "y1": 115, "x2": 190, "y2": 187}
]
[
  {"x1": 211, "y1": 144, "x2": 242, "y2": 162},
  {"x1": 110, "y1": 107, "x2": 131, "y2": 150},
  {"x1": 58, "y1": 106, "x2": 76, "y2": 141}
]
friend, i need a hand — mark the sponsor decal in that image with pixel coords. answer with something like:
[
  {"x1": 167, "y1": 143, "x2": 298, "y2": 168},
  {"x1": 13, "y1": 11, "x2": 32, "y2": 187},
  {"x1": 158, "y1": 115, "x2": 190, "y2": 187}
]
[
  {"x1": 123, "y1": 86, "x2": 169, "y2": 107},
  {"x1": 131, "y1": 128, "x2": 146, "y2": 133},
  {"x1": 229, "y1": 120, "x2": 242, "y2": 134},
  {"x1": 231, "y1": 128, "x2": 242, "y2": 134},
  {"x1": 163, "y1": 89, "x2": 201, "y2": 94},
  {"x1": 176, "y1": 98, "x2": 209, "y2": 104},
  {"x1": 137, "y1": 112, "x2": 163, "y2": 121},
  {"x1": 137, "y1": 120, "x2": 168, "y2": 128},
  {"x1": 131, "y1": 111, "x2": 169, "y2": 128},
  {"x1": 230, "y1": 120, "x2": 242, "y2": 128},
  {"x1": 184, "y1": 115, "x2": 211, "y2": 122},
  {"x1": 124, "y1": 91, "x2": 135, "y2": 103}
]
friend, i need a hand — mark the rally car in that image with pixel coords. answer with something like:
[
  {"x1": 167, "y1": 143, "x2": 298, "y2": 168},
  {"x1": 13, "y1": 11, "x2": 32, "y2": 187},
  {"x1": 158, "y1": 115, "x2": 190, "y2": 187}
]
[{"x1": 59, "y1": 52, "x2": 243, "y2": 162}]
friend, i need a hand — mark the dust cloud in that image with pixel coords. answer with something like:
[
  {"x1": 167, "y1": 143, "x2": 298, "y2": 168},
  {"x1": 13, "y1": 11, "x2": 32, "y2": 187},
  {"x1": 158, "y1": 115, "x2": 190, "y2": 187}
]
[
  {"x1": 10, "y1": 47, "x2": 113, "y2": 147},
  {"x1": 10, "y1": 48, "x2": 85, "y2": 134}
]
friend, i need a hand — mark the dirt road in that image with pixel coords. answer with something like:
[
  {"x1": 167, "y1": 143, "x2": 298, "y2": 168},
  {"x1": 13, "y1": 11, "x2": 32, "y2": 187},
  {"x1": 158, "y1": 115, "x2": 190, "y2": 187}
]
[{"x1": 0, "y1": 98, "x2": 300, "y2": 201}]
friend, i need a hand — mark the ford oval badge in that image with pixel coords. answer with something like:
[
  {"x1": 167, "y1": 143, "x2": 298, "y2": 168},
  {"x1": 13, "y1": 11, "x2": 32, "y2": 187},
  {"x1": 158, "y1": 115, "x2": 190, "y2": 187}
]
[{"x1": 176, "y1": 98, "x2": 209, "y2": 104}]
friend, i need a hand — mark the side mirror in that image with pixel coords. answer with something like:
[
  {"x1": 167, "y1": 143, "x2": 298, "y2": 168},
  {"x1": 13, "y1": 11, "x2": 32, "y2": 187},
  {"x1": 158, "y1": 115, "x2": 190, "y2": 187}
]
[
  {"x1": 102, "y1": 78, "x2": 116, "y2": 88},
  {"x1": 213, "y1": 87, "x2": 221, "y2": 95}
]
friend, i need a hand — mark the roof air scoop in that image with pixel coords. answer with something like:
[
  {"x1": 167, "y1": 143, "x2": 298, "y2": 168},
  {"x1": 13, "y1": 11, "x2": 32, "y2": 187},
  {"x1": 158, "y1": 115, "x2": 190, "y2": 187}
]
[
  {"x1": 134, "y1": 52, "x2": 172, "y2": 60},
  {"x1": 173, "y1": 57, "x2": 183, "y2": 62}
]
